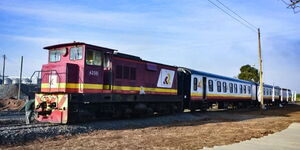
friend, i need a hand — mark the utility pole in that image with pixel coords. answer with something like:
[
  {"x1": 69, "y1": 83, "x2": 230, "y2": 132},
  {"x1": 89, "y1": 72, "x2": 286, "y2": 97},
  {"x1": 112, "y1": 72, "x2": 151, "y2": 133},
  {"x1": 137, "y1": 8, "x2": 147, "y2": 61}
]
[
  {"x1": 2, "y1": 55, "x2": 5, "y2": 85},
  {"x1": 18, "y1": 56, "x2": 23, "y2": 99},
  {"x1": 258, "y1": 28, "x2": 264, "y2": 109}
]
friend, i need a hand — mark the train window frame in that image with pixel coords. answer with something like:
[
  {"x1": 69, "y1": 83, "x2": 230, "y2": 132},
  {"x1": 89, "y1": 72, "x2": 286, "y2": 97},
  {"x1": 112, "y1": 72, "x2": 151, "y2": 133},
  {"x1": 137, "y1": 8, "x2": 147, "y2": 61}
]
[
  {"x1": 217, "y1": 81, "x2": 221, "y2": 92},
  {"x1": 70, "y1": 47, "x2": 83, "y2": 60},
  {"x1": 248, "y1": 86, "x2": 251, "y2": 94},
  {"x1": 234, "y1": 84, "x2": 237, "y2": 93},
  {"x1": 123, "y1": 66, "x2": 130, "y2": 79},
  {"x1": 240, "y1": 85, "x2": 243, "y2": 94},
  {"x1": 193, "y1": 77, "x2": 198, "y2": 91},
  {"x1": 103, "y1": 54, "x2": 110, "y2": 68},
  {"x1": 243, "y1": 85, "x2": 246, "y2": 94},
  {"x1": 116, "y1": 65, "x2": 123, "y2": 79},
  {"x1": 229, "y1": 83, "x2": 233, "y2": 93},
  {"x1": 130, "y1": 67, "x2": 136, "y2": 80},
  {"x1": 208, "y1": 80, "x2": 214, "y2": 92},
  {"x1": 49, "y1": 49, "x2": 63, "y2": 62},
  {"x1": 270, "y1": 90, "x2": 273, "y2": 96},
  {"x1": 222, "y1": 82, "x2": 227, "y2": 93},
  {"x1": 85, "y1": 49, "x2": 103, "y2": 66}
]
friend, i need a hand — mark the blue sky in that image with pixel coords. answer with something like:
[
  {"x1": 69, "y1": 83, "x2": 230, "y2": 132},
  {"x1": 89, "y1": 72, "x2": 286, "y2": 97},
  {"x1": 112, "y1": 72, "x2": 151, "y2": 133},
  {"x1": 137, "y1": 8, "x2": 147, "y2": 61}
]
[{"x1": 0, "y1": 0, "x2": 299, "y2": 92}]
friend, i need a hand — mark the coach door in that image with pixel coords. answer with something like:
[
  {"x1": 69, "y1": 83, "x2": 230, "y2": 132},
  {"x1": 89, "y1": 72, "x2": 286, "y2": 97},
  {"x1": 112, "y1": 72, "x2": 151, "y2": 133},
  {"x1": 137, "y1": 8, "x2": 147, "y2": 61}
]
[{"x1": 203, "y1": 77, "x2": 207, "y2": 99}]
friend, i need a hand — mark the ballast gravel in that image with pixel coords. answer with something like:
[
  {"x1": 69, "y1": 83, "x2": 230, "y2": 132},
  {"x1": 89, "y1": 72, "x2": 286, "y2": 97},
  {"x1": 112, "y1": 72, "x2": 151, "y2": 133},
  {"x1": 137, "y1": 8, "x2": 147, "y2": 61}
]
[{"x1": 0, "y1": 112, "x2": 208, "y2": 145}]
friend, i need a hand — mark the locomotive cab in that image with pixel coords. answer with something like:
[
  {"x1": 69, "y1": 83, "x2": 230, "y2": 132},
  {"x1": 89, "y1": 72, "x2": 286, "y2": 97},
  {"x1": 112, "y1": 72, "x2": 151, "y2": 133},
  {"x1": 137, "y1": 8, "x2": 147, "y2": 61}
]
[
  {"x1": 35, "y1": 42, "x2": 115, "y2": 123},
  {"x1": 41, "y1": 42, "x2": 114, "y2": 93}
]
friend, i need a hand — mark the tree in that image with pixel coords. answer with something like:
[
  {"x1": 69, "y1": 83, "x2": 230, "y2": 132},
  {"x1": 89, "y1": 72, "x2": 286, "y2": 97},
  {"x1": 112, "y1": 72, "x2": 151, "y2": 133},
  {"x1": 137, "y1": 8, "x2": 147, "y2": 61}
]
[{"x1": 238, "y1": 64, "x2": 259, "y2": 82}]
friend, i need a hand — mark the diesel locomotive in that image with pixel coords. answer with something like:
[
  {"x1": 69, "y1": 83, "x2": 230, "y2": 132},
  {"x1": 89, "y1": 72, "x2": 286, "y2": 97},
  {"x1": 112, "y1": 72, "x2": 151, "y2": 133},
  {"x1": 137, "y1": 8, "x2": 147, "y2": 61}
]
[{"x1": 34, "y1": 42, "x2": 294, "y2": 124}]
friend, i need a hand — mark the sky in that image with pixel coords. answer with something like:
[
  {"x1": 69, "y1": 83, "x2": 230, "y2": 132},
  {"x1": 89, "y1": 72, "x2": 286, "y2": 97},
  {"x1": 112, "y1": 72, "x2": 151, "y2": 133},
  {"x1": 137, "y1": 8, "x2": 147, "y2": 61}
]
[{"x1": 0, "y1": 0, "x2": 299, "y2": 92}]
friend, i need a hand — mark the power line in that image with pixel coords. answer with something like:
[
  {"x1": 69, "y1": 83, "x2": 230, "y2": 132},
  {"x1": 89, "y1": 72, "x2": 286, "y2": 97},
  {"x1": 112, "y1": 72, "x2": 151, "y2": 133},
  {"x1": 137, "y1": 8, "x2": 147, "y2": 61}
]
[
  {"x1": 280, "y1": 0, "x2": 300, "y2": 13},
  {"x1": 215, "y1": 0, "x2": 258, "y2": 29},
  {"x1": 207, "y1": 0, "x2": 257, "y2": 33}
]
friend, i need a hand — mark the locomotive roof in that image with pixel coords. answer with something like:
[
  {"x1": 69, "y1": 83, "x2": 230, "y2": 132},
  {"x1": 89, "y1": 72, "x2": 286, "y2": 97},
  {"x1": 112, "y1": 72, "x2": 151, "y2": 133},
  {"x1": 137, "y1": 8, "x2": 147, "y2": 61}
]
[
  {"x1": 43, "y1": 42, "x2": 117, "y2": 52},
  {"x1": 113, "y1": 52, "x2": 178, "y2": 69},
  {"x1": 184, "y1": 68, "x2": 255, "y2": 84}
]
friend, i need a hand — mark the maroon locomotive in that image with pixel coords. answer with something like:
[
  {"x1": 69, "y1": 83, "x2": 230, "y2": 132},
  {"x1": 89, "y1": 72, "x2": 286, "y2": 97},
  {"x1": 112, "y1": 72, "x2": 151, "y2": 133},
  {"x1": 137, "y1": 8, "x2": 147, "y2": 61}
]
[{"x1": 35, "y1": 42, "x2": 182, "y2": 123}]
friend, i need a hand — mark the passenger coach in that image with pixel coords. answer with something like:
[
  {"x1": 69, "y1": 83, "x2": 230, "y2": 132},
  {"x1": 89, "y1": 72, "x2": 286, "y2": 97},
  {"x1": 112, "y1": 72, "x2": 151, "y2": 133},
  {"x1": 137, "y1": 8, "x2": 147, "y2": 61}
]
[{"x1": 178, "y1": 68, "x2": 257, "y2": 111}]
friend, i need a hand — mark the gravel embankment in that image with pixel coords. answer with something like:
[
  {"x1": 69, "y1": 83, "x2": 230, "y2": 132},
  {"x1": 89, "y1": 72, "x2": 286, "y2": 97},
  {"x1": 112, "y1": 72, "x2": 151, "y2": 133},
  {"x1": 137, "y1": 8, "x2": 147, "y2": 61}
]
[{"x1": 0, "y1": 112, "x2": 208, "y2": 145}]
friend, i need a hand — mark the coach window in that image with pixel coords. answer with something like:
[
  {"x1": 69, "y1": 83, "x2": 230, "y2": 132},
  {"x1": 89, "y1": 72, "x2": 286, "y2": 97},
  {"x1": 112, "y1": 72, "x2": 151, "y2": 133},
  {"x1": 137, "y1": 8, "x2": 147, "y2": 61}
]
[
  {"x1": 248, "y1": 86, "x2": 251, "y2": 94},
  {"x1": 234, "y1": 84, "x2": 237, "y2": 93},
  {"x1": 208, "y1": 80, "x2": 213, "y2": 92},
  {"x1": 222, "y1": 82, "x2": 227, "y2": 93},
  {"x1": 86, "y1": 50, "x2": 102, "y2": 66},
  {"x1": 49, "y1": 49, "x2": 62, "y2": 62},
  {"x1": 193, "y1": 78, "x2": 198, "y2": 91},
  {"x1": 270, "y1": 90, "x2": 273, "y2": 96},
  {"x1": 243, "y1": 85, "x2": 246, "y2": 93},
  {"x1": 229, "y1": 83, "x2": 233, "y2": 93},
  {"x1": 239, "y1": 85, "x2": 242, "y2": 93},
  {"x1": 217, "y1": 81, "x2": 221, "y2": 92},
  {"x1": 70, "y1": 47, "x2": 83, "y2": 60}
]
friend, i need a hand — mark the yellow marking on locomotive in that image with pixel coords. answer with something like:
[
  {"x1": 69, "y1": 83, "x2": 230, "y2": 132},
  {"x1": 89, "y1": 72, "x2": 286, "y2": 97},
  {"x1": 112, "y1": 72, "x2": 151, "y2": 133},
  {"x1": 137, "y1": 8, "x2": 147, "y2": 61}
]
[
  {"x1": 112, "y1": 85, "x2": 177, "y2": 93},
  {"x1": 41, "y1": 83, "x2": 177, "y2": 93},
  {"x1": 41, "y1": 83, "x2": 103, "y2": 89}
]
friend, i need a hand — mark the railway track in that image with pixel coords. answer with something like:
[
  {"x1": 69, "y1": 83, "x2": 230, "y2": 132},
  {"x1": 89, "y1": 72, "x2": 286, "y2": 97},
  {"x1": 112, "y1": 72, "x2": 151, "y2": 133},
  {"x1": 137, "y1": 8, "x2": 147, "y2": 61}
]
[{"x1": 0, "y1": 123, "x2": 60, "y2": 132}]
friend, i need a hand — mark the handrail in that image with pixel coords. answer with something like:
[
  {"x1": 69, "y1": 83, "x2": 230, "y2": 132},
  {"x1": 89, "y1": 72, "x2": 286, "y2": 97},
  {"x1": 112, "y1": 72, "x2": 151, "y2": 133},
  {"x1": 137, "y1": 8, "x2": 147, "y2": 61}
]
[{"x1": 30, "y1": 70, "x2": 66, "y2": 92}]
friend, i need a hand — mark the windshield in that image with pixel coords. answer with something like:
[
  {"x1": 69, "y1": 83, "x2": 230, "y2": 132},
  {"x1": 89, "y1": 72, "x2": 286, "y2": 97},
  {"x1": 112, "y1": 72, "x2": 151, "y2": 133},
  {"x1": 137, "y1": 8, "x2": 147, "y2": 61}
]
[
  {"x1": 49, "y1": 49, "x2": 63, "y2": 62},
  {"x1": 70, "y1": 47, "x2": 83, "y2": 60}
]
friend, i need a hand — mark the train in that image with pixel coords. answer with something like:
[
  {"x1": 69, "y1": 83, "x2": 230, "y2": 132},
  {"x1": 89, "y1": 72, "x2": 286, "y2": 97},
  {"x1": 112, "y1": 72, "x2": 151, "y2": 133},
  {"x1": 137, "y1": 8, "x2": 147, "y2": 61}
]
[{"x1": 34, "y1": 42, "x2": 295, "y2": 124}]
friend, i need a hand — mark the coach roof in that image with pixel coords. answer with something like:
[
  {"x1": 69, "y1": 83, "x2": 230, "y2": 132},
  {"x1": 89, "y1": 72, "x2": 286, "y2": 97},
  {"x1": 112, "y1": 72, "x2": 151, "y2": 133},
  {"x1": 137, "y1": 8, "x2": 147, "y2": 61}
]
[{"x1": 185, "y1": 68, "x2": 255, "y2": 84}]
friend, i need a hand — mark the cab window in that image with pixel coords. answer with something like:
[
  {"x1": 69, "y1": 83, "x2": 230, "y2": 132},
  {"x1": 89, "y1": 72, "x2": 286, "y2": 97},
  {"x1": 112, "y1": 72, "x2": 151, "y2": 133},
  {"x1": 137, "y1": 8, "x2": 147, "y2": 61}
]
[
  {"x1": 86, "y1": 50, "x2": 102, "y2": 66},
  {"x1": 49, "y1": 49, "x2": 62, "y2": 62},
  {"x1": 103, "y1": 54, "x2": 110, "y2": 68},
  {"x1": 70, "y1": 47, "x2": 83, "y2": 60}
]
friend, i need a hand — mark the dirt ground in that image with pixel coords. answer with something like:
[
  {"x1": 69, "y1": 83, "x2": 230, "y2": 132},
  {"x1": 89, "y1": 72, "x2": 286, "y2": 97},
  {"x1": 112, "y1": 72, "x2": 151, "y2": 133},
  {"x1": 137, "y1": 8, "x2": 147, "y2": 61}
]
[
  {"x1": 0, "y1": 99, "x2": 25, "y2": 111},
  {"x1": 3, "y1": 104, "x2": 300, "y2": 150}
]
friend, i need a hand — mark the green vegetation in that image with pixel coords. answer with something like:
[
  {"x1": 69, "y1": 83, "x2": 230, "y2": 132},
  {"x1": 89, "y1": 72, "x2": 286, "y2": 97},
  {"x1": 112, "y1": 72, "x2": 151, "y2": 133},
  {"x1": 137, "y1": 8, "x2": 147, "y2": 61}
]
[
  {"x1": 297, "y1": 94, "x2": 300, "y2": 101},
  {"x1": 238, "y1": 64, "x2": 259, "y2": 82}
]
